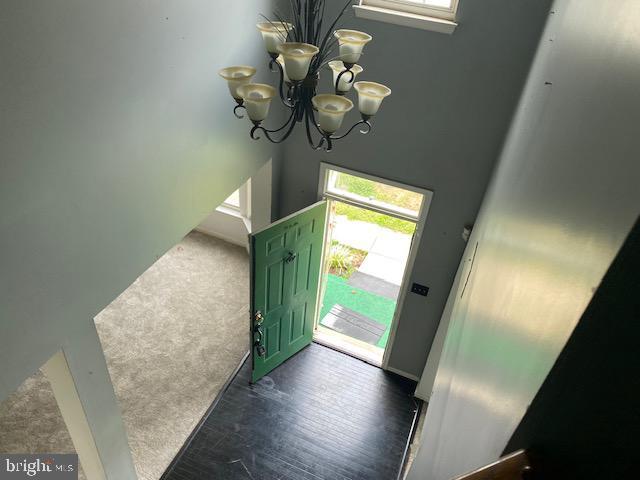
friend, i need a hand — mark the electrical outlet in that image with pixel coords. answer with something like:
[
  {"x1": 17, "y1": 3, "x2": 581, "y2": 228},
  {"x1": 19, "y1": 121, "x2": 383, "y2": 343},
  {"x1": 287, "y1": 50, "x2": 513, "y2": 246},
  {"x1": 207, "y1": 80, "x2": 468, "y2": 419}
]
[{"x1": 411, "y1": 283, "x2": 429, "y2": 297}]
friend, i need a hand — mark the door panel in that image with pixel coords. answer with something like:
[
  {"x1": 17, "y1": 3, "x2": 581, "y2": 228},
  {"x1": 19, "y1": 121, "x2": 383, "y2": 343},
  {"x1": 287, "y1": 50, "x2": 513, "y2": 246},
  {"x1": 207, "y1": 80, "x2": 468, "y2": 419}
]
[
  {"x1": 250, "y1": 201, "x2": 327, "y2": 383},
  {"x1": 290, "y1": 303, "x2": 307, "y2": 343}
]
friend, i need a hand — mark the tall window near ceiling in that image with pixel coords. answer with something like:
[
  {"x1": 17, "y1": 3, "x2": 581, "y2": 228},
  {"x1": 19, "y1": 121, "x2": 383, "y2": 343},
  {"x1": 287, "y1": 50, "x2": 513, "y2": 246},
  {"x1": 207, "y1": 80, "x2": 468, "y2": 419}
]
[
  {"x1": 354, "y1": 0, "x2": 459, "y2": 33},
  {"x1": 196, "y1": 180, "x2": 252, "y2": 248},
  {"x1": 219, "y1": 181, "x2": 250, "y2": 220}
]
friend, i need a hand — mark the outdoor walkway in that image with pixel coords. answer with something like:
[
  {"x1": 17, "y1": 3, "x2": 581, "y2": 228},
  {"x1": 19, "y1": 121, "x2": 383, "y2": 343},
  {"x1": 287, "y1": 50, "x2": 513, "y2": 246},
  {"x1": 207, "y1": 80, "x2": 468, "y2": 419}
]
[
  {"x1": 331, "y1": 215, "x2": 412, "y2": 286},
  {"x1": 319, "y1": 215, "x2": 414, "y2": 350}
]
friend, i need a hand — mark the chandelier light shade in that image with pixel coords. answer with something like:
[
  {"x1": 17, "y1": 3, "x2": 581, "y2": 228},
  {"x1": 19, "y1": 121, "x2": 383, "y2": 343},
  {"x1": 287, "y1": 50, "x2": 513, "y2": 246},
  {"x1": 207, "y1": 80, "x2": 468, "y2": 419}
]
[
  {"x1": 312, "y1": 94, "x2": 354, "y2": 134},
  {"x1": 218, "y1": 66, "x2": 257, "y2": 101},
  {"x1": 353, "y1": 81, "x2": 392, "y2": 117},
  {"x1": 236, "y1": 84, "x2": 277, "y2": 122},
  {"x1": 277, "y1": 42, "x2": 320, "y2": 81},
  {"x1": 256, "y1": 22, "x2": 293, "y2": 54},
  {"x1": 333, "y1": 29, "x2": 373, "y2": 64},
  {"x1": 276, "y1": 56, "x2": 291, "y2": 84},
  {"x1": 220, "y1": 0, "x2": 391, "y2": 152},
  {"x1": 329, "y1": 61, "x2": 363, "y2": 93}
]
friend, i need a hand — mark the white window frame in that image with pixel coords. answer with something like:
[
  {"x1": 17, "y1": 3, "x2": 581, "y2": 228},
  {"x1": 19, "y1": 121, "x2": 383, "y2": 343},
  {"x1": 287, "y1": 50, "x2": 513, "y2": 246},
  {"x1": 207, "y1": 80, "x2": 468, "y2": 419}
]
[
  {"x1": 198, "y1": 180, "x2": 253, "y2": 250},
  {"x1": 316, "y1": 162, "x2": 434, "y2": 376},
  {"x1": 324, "y1": 169, "x2": 422, "y2": 221},
  {"x1": 218, "y1": 180, "x2": 251, "y2": 220},
  {"x1": 354, "y1": 0, "x2": 459, "y2": 34}
]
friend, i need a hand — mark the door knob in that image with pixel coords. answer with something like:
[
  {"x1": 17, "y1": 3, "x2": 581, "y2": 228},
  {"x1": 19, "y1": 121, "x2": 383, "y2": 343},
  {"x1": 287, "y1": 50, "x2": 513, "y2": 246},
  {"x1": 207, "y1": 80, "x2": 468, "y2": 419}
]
[{"x1": 285, "y1": 251, "x2": 297, "y2": 264}]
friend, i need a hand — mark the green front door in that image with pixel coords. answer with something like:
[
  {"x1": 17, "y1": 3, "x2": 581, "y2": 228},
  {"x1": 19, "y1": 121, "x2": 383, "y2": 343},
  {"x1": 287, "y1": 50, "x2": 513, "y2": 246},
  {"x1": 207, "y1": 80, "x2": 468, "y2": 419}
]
[{"x1": 250, "y1": 201, "x2": 328, "y2": 383}]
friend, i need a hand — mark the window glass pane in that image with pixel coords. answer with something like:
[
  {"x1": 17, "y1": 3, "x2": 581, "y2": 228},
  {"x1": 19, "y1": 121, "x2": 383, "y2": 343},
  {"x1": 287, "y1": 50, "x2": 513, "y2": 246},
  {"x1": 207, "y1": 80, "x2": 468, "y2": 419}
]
[
  {"x1": 223, "y1": 189, "x2": 240, "y2": 208},
  {"x1": 333, "y1": 201, "x2": 417, "y2": 235},
  {"x1": 327, "y1": 171, "x2": 422, "y2": 218}
]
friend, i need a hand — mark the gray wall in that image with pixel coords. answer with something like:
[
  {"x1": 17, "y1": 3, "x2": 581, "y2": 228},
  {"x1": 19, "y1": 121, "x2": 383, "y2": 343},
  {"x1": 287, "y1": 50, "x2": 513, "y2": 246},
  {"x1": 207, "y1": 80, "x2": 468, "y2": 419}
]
[
  {"x1": 407, "y1": 0, "x2": 640, "y2": 478},
  {"x1": 275, "y1": 0, "x2": 552, "y2": 377},
  {"x1": 0, "y1": 0, "x2": 277, "y2": 477},
  {"x1": 505, "y1": 217, "x2": 639, "y2": 478}
]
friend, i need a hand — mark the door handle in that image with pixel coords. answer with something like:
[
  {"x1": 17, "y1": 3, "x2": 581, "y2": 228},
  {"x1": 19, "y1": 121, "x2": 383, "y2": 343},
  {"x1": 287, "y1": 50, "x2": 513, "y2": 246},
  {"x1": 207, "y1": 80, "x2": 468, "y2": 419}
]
[
  {"x1": 254, "y1": 324, "x2": 266, "y2": 357},
  {"x1": 285, "y1": 251, "x2": 297, "y2": 264},
  {"x1": 253, "y1": 310, "x2": 266, "y2": 357}
]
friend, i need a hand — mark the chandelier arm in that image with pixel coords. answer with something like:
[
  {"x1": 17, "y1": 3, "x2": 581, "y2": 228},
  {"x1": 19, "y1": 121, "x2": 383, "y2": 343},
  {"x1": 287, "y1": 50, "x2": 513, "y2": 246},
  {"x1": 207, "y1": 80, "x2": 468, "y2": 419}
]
[
  {"x1": 292, "y1": 0, "x2": 303, "y2": 43},
  {"x1": 315, "y1": 0, "x2": 326, "y2": 47},
  {"x1": 334, "y1": 68, "x2": 355, "y2": 93},
  {"x1": 305, "y1": 106, "x2": 335, "y2": 152},
  {"x1": 305, "y1": 0, "x2": 312, "y2": 43},
  {"x1": 329, "y1": 119, "x2": 372, "y2": 141},
  {"x1": 269, "y1": 58, "x2": 296, "y2": 108},
  {"x1": 233, "y1": 104, "x2": 246, "y2": 119},
  {"x1": 250, "y1": 108, "x2": 299, "y2": 143},
  {"x1": 304, "y1": 109, "x2": 327, "y2": 151},
  {"x1": 315, "y1": 0, "x2": 353, "y2": 67},
  {"x1": 326, "y1": 136, "x2": 333, "y2": 152},
  {"x1": 286, "y1": 83, "x2": 296, "y2": 102},
  {"x1": 306, "y1": 104, "x2": 328, "y2": 139},
  {"x1": 268, "y1": 12, "x2": 294, "y2": 42},
  {"x1": 261, "y1": 106, "x2": 298, "y2": 134},
  {"x1": 316, "y1": 39, "x2": 339, "y2": 69}
]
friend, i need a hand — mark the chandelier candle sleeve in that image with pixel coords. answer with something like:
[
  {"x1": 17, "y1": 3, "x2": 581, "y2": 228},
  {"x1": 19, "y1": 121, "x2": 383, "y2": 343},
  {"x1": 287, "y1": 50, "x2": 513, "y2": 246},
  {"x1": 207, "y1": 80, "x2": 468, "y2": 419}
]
[
  {"x1": 334, "y1": 30, "x2": 372, "y2": 64},
  {"x1": 312, "y1": 94, "x2": 354, "y2": 134},
  {"x1": 328, "y1": 61, "x2": 363, "y2": 93},
  {"x1": 237, "y1": 84, "x2": 277, "y2": 122},
  {"x1": 277, "y1": 43, "x2": 320, "y2": 81},
  {"x1": 219, "y1": 66, "x2": 257, "y2": 100},
  {"x1": 256, "y1": 22, "x2": 293, "y2": 55},
  {"x1": 353, "y1": 81, "x2": 392, "y2": 116}
]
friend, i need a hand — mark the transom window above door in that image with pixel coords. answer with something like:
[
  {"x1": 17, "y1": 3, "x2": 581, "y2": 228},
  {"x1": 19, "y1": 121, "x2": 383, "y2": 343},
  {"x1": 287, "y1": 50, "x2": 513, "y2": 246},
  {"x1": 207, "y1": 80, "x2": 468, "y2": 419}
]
[
  {"x1": 354, "y1": 0, "x2": 459, "y2": 34},
  {"x1": 324, "y1": 169, "x2": 424, "y2": 221}
]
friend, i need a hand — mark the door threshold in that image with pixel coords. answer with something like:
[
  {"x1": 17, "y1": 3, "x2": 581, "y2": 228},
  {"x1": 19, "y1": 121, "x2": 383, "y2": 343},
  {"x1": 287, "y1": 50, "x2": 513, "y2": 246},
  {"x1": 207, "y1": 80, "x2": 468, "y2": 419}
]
[{"x1": 313, "y1": 327, "x2": 384, "y2": 367}]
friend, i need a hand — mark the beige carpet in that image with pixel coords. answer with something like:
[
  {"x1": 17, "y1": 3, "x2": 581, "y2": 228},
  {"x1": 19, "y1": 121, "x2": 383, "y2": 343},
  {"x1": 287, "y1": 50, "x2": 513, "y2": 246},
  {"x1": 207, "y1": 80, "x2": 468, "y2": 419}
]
[
  {"x1": 0, "y1": 231, "x2": 250, "y2": 480},
  {"x1": 0, "y1": 372, "x2": 87, "y2": 480}
]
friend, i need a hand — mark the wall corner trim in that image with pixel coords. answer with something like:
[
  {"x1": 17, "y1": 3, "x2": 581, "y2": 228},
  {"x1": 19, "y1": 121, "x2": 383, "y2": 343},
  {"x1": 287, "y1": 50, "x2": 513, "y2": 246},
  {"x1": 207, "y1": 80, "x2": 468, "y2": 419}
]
[{"x1": 385, "y1": 365, "x2": 421, "y2": 382}]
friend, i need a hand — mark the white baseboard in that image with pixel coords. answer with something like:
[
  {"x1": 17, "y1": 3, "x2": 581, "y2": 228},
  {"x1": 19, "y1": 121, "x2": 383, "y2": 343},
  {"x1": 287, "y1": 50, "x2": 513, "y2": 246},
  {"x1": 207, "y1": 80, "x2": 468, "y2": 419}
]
[{"x1": 195, "y1": 227, "x2": 247, "y2": 249}]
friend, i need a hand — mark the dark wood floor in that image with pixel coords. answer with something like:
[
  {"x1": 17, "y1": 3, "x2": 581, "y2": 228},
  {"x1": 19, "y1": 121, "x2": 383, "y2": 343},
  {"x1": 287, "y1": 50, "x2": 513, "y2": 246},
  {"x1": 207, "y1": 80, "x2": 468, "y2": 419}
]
[{"x1": 164, "y1": 343, "x2": 419, "y2": 480}]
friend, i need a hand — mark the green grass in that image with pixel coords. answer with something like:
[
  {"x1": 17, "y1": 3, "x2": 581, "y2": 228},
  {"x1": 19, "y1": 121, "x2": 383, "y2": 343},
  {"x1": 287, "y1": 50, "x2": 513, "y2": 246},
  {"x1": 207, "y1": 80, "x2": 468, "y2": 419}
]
[
  {"x1": 319, "y1": 274, "x2": 396, "y2": 349},
  {"x1": 328, "y1": 241, "x2": 367, "y2": 279},
  {"x1": 336, "y1": 174, "x2": 377, "y2": 198},
  {"x1": 334, "y1": 202, "x2": 416, "y2": 235},
  {"x1": 334, "y1": 172, "x2": 422, "y2": 210}
]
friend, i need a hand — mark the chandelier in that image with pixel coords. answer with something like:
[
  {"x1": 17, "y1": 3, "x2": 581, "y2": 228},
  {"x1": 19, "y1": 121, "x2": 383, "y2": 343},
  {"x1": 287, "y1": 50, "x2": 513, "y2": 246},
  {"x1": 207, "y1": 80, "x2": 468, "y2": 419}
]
[{"x1": 219, "y1": 0, "x2": 391, "y2": 152}]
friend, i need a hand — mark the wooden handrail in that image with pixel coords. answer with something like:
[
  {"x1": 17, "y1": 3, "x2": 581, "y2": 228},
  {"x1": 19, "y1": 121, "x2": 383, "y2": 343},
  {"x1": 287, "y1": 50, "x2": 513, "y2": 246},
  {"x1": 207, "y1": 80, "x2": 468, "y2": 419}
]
[{"x1": 451, "y1": 450, "x2": 531, "y2": 480}]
